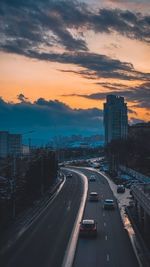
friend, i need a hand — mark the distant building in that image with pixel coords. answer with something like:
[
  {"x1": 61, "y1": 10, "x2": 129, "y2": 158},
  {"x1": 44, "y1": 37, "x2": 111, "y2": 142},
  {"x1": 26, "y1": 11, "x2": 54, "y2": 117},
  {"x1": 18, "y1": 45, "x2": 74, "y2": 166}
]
[
  {"x1": 8, "y1": 134, "x2": 22, "y2": 155},
  {"x1": 129, "y1": 122, "x2": 150, "y2": 138},
  {"x1": 0, "y1": 131, "x2": 22, "y2": 158},
  {"x1": 103, "y1": 95, "x2": 128, "y2": 144},
  {"x1": 22, "y1": 145, "x2": 30, "y2": 155},
  {"x1": 0, "y1": 131, "x2": 9, "y2": 158}
]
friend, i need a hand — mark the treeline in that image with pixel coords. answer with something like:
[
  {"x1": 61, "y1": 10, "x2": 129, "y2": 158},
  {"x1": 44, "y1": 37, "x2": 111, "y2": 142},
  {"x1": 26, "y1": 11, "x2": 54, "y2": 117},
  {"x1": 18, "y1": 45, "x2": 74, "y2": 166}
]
[
  {"x1": 25, "y1": 150, "x2": 58, "y2": 202},
  {"x1": 58, "y1": 146, "x2": 104, "y2": 161},
  {"x1": 105, "y1": 131, "x2": 150, "y2": 176},
  {"x1": 0, "y1": 149, "x2": 58, "y2": 231}
]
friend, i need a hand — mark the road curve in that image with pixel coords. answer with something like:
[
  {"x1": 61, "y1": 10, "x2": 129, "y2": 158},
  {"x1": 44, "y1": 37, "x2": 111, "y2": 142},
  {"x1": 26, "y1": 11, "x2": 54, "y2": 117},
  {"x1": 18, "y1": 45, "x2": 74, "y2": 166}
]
[{"x1": 71, "y1": 167, "x2": 139, "y2": 267}]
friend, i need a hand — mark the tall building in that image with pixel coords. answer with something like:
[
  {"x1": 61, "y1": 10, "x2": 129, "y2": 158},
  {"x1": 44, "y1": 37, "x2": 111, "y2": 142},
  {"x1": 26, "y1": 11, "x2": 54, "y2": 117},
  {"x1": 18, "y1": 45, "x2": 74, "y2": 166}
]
[
  {"x1": 0, "y1": 131, "x2": 22, "y2": 158},
  {"x1": 0, "y1": 131, "x2": 9, "y2": 158},
  {"x1": 103, "y1": 95, "x2": 128, "y2": 145},
  {"x1": 8, "y1": 134, "x2": 22, "y2": 155}
]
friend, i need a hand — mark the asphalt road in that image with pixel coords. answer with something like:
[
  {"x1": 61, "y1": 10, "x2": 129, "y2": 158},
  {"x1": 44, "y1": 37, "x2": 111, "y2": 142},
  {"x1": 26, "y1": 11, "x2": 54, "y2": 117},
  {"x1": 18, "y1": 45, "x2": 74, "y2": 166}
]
[
  {"x1": 72, "y1": 167, "x2": 140, "y2": 267},
  {"x1": 0, "y1": 171, "x2": 83, "y2": 267}
]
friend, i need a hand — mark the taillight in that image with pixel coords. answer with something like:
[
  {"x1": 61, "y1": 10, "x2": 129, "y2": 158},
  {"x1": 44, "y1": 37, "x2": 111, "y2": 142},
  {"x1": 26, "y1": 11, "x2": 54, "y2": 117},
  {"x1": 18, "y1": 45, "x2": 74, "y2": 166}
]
[
  {"x1": 80, "y1": 227, "x2": 84, "y2": 230},
  {"x1": 93, "y1": 227, "x2": 96, "y2": 230}
]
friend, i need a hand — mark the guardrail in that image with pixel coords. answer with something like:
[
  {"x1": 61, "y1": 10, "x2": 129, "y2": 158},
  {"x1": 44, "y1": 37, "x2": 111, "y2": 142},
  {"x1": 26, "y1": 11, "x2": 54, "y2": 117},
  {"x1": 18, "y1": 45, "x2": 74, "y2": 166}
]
[{"x1": 131, "y1": 184, "x2": 150, "y2": 216}]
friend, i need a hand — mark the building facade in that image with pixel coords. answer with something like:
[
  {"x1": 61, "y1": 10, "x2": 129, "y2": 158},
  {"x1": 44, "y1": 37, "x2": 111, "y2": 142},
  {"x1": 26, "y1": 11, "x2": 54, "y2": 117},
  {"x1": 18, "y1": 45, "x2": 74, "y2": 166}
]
[
  {"x1": 0, "y1": 131, "x2": 22, "y2": 158},
  {"x1": 0, "y1": 131, "x2": 9, "y2": 158},
  {"x1": 128, "y1": 122, "x2": 150, "y2": 138},
  {"x1": 103, "y1": 95, "x2": 128, "y2": 145}
]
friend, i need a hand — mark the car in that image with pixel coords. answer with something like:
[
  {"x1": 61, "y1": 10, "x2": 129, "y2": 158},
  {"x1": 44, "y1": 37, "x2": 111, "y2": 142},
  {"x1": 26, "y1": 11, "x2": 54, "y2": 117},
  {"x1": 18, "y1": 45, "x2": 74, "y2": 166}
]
[
  {"x1": 66, "y1": 172, "x2": 72, "y2": 178},
  {"x1": 89, "y1": 192, "x2": 99, "y2": 201},
  {"x1": 117, "y1": 185, "x2": 125, "y2": 193},
  {"x1": 80, "y1": 219, "x2": 97, "y2": 237},
  {"x1": 89, "y1": 175, "x2": 96, "y2": 182},
  {"x1": 125, "y1": 180, "x2": 139, "y2": 188},
  {"x1": 104, "y1": 199, "x2": 115, "y2": 209}
]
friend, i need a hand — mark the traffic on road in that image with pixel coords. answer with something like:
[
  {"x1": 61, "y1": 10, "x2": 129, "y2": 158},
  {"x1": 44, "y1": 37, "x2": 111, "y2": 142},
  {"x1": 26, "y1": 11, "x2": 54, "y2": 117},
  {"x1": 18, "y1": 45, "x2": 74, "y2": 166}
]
[
  {"x1": 72, "y1": 167, "x2": 140, "y2": 267},
  {"x1": 0, "y1": 166, "x2": 140, "y2": 267}
]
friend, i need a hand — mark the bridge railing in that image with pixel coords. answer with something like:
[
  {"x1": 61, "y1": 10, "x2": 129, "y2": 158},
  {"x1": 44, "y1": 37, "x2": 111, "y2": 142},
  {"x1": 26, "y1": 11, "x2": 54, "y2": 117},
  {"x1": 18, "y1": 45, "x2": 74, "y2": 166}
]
[{"x1": 131, "y1": 184, "x2": 150, "y2": 216}]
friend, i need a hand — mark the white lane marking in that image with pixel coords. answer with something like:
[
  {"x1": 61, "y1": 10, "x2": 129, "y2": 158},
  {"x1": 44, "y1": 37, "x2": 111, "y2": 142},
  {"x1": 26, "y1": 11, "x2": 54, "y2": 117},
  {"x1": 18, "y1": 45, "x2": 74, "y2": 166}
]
[
  {"x1": 67, "y1": 200, "x2": 71, "y2": 211},
  {"x1": 61, "y1": 169, "x2": 88, "y2": 267},
  {"x1": 103, "y1": 212, "x2": 105, "y2": 217},
  {"x1": 104, "y1": 222, "x2": 106, "y2": 227},
  {"x1": 106, "y1": 254, "x2": 110, "y2": 261},
  {"x1": 105, "y1": 235, "x2": 108, "y2": 241}
]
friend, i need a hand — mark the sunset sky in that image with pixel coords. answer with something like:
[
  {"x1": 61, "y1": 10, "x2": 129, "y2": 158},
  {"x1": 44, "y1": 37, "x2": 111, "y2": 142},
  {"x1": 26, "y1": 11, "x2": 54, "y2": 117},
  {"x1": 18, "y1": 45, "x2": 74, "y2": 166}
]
[{"x1": 0, "y1": 0, "x2": 150, "y2": 144}]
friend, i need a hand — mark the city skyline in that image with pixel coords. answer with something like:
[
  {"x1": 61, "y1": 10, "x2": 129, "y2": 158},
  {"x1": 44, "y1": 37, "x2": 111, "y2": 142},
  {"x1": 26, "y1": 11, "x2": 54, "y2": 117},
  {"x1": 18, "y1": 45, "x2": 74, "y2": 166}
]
[{"x1": 0, "y1": 0, "x2": 150, "y2": 140}]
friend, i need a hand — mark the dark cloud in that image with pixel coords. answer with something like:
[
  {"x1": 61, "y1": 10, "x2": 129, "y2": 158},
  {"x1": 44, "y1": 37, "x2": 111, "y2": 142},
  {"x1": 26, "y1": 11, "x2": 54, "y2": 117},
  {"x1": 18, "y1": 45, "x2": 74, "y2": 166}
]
[
  {"x1": 95, "y1": 82, "x2": 130, "y2": 90},
  {"x1": 1, "y1": 0, "x2": 150, "y2": 52},
  {"x1": 129, "y1": 117, "x2": 145, "y2": 124},
  {"x1": 90, "y1": 9, "x2": 150, "y2": 43},
  {"x1": 2, "y1": 35, "x2": 149, "y2": 80},
  {"x1": 1, "y1": 1, "x2": 150, "y2": 81},
  {"x1": 64, "y1": 82, "x2": 150, "y2": 110},
  {"x1": 0, "y1": 0, "x2": 88, "y2": 52},
  {"x1": 108, "y1": 0, "x2": 150, "y2": 5},
  {"x1": 2, "y1": 48, "x2": 147, "y2": 82},
  {"x1": 0, "y1": 96, "x2": 104, "y2": 144},
  {"x1": 128, "y1": 108, "x2": 137, "y2": 115},
  {"x1": 17, "y1": 93, "x2": 29, "y2": 103}
]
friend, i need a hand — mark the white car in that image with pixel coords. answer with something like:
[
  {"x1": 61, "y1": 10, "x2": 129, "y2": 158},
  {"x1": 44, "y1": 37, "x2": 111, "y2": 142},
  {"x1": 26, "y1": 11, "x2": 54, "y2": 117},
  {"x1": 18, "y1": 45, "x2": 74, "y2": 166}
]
[
  {"x1": 89, "y1": 192, "x2": 99, "y2": 201},
  {"x1": 104, "y1": 199, "x2": 115, "y2": 210}
]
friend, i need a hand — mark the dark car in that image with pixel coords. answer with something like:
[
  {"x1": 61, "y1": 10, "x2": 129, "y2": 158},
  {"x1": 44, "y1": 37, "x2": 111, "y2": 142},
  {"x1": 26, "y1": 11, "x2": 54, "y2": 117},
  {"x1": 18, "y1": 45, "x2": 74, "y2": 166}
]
[
  {"x1": 89, "y1": 175, "x2": 96, "y2": 182},
  {"x1": 104, "y1": 199, "x2": 115, "y2": 210},
  {"x1": 66, "y1": 172, "x2": 72, "y2": 178},
  {"x1": 117, "y1": 185, "x2": 125, "y2": 193},
  {"x1": 80, "y1": 219, "x2": 97, "y2": 237},
  {"x1": 89, "y1": 192, "x2": 99, "y2": 201}
]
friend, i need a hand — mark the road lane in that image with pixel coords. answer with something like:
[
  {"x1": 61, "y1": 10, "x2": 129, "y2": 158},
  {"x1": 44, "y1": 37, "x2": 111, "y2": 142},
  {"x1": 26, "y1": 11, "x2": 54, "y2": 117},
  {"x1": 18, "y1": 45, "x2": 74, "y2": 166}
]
[
  {"x1": 73, "y1": 167, "x2": 139, "y2": 267},
  {"x1": 0, "y1": 171, "x2": 83, "y2": 267}
]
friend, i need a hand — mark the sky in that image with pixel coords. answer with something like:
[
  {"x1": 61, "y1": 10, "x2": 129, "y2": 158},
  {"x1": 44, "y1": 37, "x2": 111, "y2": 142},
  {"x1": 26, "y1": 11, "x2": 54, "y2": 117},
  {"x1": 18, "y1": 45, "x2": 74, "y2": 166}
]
[{"x1": 0, "y1": 0, "x2": 150, "y2": 144}]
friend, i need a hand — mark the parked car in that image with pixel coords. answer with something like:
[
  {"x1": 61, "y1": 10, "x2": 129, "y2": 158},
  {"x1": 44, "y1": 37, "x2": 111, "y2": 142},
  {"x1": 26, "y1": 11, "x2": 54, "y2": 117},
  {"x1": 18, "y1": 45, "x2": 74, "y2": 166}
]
[
  {"x1": 80, "y1": 219, "x2": 97, "y2": 237},
  {"x1": 125, "y1": 180, "x2": 139, "y2": 188},
  {"x1": 104, "y1": 199, "x2": 115, "y2": 209},
  {"x1": 89, "y1": 192, "x2": 99, "y2": 201},
  {"x1": 117, "y1": 185, "x2": 125, "y2": 193},
  {"x1": 89, "y1": 175, "x2": 96, "y2": 182}
]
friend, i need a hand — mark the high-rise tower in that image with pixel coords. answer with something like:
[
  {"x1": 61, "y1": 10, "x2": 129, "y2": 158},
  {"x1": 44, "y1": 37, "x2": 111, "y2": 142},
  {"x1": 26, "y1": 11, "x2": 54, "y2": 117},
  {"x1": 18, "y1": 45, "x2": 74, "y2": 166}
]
[{"x1": 103, "y1": 95, "x2": 128, "y2": 145}]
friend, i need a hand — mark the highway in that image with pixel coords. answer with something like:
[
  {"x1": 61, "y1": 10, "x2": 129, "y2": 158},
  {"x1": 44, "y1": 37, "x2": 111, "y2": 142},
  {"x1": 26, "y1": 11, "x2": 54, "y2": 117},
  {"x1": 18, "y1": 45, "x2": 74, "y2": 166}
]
[
  {"x1": 0, "y1": 171, "x2": 83, "y2": 267},
  {"x1": 72, "y1": 167, "x2": 139, "y2": 267},
  {"x1": 0, "y1": 167, "x2": 140, "y2": 267}
]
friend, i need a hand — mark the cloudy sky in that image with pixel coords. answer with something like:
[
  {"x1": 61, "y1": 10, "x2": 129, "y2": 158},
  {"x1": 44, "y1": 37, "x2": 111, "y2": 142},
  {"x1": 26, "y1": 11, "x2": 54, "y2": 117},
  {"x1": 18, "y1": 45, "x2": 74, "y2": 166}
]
[{"x1": 0, "y1": 0, "x2": 150, "y2": 144}]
